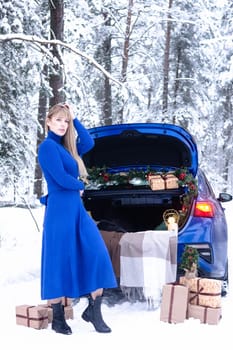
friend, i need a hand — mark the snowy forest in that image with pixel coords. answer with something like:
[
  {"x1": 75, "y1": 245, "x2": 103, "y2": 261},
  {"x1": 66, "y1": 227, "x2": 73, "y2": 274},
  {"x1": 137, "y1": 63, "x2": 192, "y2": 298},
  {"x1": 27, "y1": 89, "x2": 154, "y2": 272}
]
[{"x1": 0, "y1": 0, "x2": 232, "y2": 205}]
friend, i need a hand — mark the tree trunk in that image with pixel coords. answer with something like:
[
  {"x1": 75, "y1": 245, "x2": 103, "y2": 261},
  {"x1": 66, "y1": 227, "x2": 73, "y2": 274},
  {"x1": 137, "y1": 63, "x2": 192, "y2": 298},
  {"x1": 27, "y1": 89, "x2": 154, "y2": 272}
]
[
  {"x1": 102, "y1": 13, "x2": 112, "y2": 125},
  {"x1": 33, "y1": 66, "x2": 48, "y2": 198},
  {"x1": 34, "y1": 0, "x2": 65, "y2": 198},
  {"x1": 173, "y1": 46, "x2": 181, "y2": 114},
  {"x1": 222, "y1": 85, "x2": 233, "y2": 192},
  {"x1": 121, "y1": 0, "x2": 133, "y2": 83},
  {"x1": 118, "y1": 0, "x2": 134, "y2": 122},
  {"x1": 49, "y1": 0, "x2": 65, "y2": 106},
  {"x1": 162, "y1": 0, "x2": 173, "y2": 119}
]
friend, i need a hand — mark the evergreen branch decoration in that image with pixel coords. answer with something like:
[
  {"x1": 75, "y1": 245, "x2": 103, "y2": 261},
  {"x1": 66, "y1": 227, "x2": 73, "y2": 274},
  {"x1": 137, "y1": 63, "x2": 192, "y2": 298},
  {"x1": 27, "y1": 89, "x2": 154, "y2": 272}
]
[
  {"x1": 87, "y1": 166, "x2": 152, "y2": 186},
  {"x1": 86, "y1": 166, "x2": 198, "y2": 208},
  {"x1": 175, "y1": 167, "x2": 198, "y2": 208},
  {"x1": 175, "y1": 168, "x2": 198, "y2": 196},
  {"x1": 180, "y1": 245, "x2": 199, "y2": 272}
]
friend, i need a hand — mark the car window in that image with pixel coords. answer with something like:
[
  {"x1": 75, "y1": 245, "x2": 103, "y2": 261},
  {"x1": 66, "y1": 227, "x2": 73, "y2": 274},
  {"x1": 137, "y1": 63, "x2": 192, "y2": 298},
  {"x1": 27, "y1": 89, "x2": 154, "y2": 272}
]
[{"x1": 198, "y1": 169, "x2": 216, "y2": 199}]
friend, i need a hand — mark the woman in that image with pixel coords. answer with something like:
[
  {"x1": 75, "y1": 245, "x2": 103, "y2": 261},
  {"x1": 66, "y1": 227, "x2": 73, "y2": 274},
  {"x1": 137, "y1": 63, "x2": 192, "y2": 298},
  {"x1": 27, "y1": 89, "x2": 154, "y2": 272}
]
[{"x1": 38, "y1": 103, "x2": 117, "y2": 335}]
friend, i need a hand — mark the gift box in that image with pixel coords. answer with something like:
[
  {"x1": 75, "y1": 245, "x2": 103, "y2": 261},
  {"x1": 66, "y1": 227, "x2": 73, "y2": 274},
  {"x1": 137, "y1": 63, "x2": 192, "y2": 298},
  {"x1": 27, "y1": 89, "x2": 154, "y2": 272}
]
[
  {"x1": 164, "y1": 173, "x2": 179, "y2": 189},
  {"x1": 188, "y1": 303, "x2": 222, "y2": 325},
  {"x1": 39, "y1": 304, "x2": 74, "y2": 323},
  {"x1": 179, "y1": 277, "x2": 222, "y2": 308},
  {"x1": 47, "y1": 297, "x2": 72, "y2": 307},
  {"x1": 148, "y1": 174, "x2": 165, "y2": 191},
  {"x1": 48, "y1": 305, "x2": 73, "y2": 323},
  {"x1": 179, "y1": 275, "x2": 195, "y2": 287},
  {"x1": 16, "y1": 305, "x2": 48, "y2": 330},
  {"x1": 63, "y1": 305, "x2": 73, "y2": 321},
  {"x1": 160, "y1": 283, "x2": 189, "y2": 323}
]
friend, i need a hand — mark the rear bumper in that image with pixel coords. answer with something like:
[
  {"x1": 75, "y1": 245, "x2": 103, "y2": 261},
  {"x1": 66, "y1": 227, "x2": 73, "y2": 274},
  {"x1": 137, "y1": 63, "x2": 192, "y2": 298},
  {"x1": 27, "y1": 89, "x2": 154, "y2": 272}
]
[{"x1": 177, "y1": 217, "x2": 228, "y2": 280}]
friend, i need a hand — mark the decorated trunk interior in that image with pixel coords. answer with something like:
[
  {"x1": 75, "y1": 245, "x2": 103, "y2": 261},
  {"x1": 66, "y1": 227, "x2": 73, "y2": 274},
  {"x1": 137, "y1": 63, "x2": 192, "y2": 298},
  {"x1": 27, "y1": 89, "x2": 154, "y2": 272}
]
[
  {"x1": 83, "y1": 190, "x2": 184, "y2": 232},
  {"x1": 82, "y1": 129, "x2": 198, "y2": 232},
  {"x1": 83, "y1": 168, "x2": 197, "y2": 232}
]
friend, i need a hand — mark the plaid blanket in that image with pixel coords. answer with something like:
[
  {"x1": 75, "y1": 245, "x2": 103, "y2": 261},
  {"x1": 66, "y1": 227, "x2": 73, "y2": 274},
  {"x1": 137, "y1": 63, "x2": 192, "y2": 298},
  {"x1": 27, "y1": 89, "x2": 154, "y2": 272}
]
[{"x1": 119, "y1": 230, "x2": 177, "y2": 308}]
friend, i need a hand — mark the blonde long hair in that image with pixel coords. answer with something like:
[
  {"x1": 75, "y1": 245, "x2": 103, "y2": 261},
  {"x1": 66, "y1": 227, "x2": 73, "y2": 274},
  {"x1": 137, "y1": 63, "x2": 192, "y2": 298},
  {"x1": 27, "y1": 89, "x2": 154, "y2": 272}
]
[{"x1": 45, "y1": 103, "x2": 88, "y2": 182}]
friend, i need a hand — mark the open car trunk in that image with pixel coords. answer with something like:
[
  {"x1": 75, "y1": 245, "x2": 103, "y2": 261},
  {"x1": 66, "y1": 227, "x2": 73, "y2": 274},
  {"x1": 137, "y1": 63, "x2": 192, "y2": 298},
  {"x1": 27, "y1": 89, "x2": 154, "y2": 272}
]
[
  {"x1": 82, "y1": 123, "x2": 198, "y2": 232},
  {"x1": 83, "y1": 187, "x2": 186, "y2": 232}
]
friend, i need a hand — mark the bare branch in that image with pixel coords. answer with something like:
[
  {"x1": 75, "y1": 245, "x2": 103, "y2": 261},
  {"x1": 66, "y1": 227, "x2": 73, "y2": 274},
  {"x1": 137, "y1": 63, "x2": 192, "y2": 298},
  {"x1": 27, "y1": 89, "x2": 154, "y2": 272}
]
[{"x1": 0, "y1": 33, "x2": 123, "y2": 87}]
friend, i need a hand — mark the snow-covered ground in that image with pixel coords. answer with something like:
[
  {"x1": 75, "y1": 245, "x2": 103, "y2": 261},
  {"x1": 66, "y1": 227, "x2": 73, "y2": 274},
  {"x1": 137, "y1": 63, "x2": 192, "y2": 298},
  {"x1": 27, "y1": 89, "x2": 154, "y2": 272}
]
[{"x1": 0, "y1": 201, "x2": 232, "y2": 349}]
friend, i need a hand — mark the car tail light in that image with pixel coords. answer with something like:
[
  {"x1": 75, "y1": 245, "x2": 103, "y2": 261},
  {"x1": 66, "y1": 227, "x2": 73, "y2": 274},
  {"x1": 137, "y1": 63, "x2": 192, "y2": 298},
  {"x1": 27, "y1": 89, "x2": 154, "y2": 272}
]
[{"x1": 194, "y1": 201, "x2": 214, "y2": 218}]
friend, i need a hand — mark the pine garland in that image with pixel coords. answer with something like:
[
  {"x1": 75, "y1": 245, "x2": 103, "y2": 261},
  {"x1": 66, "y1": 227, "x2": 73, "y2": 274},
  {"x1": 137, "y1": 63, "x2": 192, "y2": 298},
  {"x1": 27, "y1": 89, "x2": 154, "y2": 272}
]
[
  {"x1": 174, "y1": 167, "x2": 198, "y2": 208},
  {"x1": 87, "y1": 166, "x2": 152, "y2": 186},
  {"x1": 86, "y1": 166, "x2": 198, "y2": 211},
  {"x1": 87, "y1": 166, "x2": 197, "y2": 192}
]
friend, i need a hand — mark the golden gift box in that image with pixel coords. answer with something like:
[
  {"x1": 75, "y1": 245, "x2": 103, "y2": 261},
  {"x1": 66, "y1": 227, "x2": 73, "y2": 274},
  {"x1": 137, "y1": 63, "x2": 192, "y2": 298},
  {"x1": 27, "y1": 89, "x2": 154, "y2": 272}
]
[
  {"x1": 164, "y1": 173, "x2": 179, "y2": 189},
  {"x1": 148, "y1": 174, "x2": 165, "y2": 191},
  {"x1": 179, "y1": 277, "x2": 222, "y2": 308}
]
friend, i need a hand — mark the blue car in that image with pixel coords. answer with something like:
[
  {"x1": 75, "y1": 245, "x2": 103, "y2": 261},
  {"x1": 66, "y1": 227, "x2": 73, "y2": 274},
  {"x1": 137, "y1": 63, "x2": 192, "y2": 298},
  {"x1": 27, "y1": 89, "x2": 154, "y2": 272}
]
[{"x1": 82, "y1": 123, "x2": 232, "y2": 295}]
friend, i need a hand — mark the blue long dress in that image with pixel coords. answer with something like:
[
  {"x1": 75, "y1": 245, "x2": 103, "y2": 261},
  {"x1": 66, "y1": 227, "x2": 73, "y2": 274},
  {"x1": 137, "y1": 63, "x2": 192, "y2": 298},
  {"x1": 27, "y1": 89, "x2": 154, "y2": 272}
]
[{"x1": 38, "y1": 118, "x2": 117, "y2": 300}]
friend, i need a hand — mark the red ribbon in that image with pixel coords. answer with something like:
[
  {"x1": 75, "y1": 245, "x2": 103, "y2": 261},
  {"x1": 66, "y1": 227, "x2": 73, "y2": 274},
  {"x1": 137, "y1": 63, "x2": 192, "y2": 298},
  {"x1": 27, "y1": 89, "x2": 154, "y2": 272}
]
[
  {"x1": 189, "y1": 279, "x2": 220, "y2": 305},
  {"x1": 16, "y1": 306, "x2": 48, "y2": 327}
]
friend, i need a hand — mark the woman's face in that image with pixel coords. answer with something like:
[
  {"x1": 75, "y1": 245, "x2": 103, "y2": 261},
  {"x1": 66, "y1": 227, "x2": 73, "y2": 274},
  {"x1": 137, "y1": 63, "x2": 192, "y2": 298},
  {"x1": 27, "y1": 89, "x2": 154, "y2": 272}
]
[{"x1": 47, "y1": 113, "x2": 70, "y2": 136}]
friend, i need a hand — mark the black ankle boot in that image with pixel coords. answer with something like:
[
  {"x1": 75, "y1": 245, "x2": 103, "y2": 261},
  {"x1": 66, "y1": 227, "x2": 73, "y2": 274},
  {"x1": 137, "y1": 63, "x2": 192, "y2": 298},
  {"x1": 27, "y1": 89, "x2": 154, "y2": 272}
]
[
  {"x1": 61, "y1": 304, "x2": 72, "y2": 333},
  {"x1": 51, "y1": 302, "x2": 72, "y2": 335},
  {"x1": 82, "y1": 295, "x2": 111, "y2": 333}
]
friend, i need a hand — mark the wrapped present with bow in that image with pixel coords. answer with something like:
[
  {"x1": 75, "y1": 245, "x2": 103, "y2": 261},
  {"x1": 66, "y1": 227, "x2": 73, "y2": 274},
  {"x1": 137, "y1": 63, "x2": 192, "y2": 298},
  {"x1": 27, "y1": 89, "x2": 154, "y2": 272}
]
[
  {"x1": 45, "y1": 297, "x2": 73, "y2": 323},
  {"x1": 188, "y1": 303, "x2": 222, "y2": 325},
  {"x1": 148, "y1": 174, "x2": 165, "y2": 191},
  {"x1": 160, "y1": 283, "x2": 189, "y2": 323},
  {"x1": 38, "y1": 303, "x2": 74, "y2": 323},
  {"x1": 47, "y1": 297, "x2": 72, "y2": 307},
  {"x1": 180, "y1": 277, "x2": 222, "y2": 308},
  {"x1": 164, "y1": 173, "x2": 179, "y2": 189},
  {"x1": 16, "y1": 305, "x2": 48, "y2": 330}
]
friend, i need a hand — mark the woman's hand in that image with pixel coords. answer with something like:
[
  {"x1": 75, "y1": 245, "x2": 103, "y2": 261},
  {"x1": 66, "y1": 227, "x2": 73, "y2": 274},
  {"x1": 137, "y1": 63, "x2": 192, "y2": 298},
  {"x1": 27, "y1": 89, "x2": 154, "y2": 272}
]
[
  {"x1": 67, "y1": 104, "x2": 75, "y2": 120},
  {"x1": 63, "y1": 103, "x2": 75, "y2": 120}
]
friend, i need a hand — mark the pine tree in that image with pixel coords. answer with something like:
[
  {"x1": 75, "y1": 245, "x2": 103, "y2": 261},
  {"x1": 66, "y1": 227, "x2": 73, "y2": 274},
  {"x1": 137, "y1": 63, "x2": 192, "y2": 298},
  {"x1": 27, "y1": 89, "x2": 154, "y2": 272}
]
[{"x1": 180, "y1": 245, "x2": 199, "y2": 272}]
